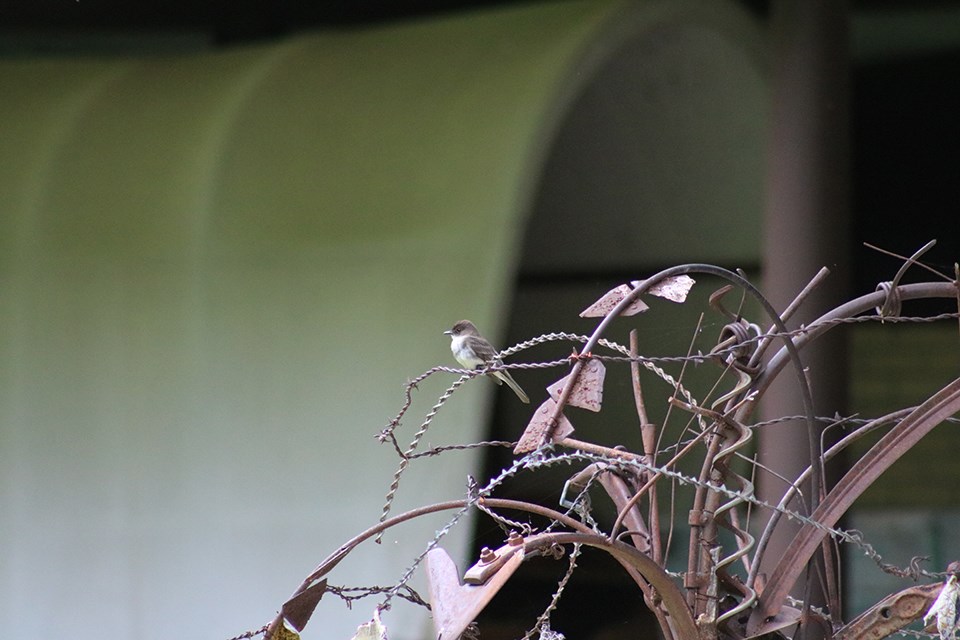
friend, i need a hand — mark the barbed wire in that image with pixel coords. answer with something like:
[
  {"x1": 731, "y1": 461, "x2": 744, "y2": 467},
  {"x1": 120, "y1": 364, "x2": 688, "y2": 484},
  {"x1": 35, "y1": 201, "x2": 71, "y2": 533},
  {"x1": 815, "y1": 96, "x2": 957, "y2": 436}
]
[
  {"x1": 377, "y1": 450, "x2": 623, "y2": 612},
  {"x1": 406, "y1": 439, "x2": 516, "y2": 460},
  {"x1": 299, "y1": 429, "x2": 948, "y2": 639},
  {"x1": 520, "y1": 542, "x2": 581, "y2": 640},
  {"x1": 750, "y1": 414, "x2": 960, "y2": 429},
  {"x1": 379, "y1": 309, "x2": 958, "y2": 448},
  {"x1": 325, "y1": 583, "x2": 430, "y2": 610},
  {"x1": 512, "y1": 449, "x2": 941, "y2": 584},
  {"x1": 365, "y1": 308, "x2": 959, "y2": 631},
  {"x1": 477, "y1": 497, "x2": 534, "y2": 534},
  {"x1": 357, "y1": 443, "x2": 932, "y2": 637},
  {"x1": 376, "y1": 373, "x2": 470, "y2": 538},
  {"x1": 378, "y1": 454, "x2": 532, "y2": 610},
  {"x1": 224, "y1": 624, "x2": 269, "y2": 640},
  {"x1": 496, "y1": 312, "x2": 959, "y2": 371}
]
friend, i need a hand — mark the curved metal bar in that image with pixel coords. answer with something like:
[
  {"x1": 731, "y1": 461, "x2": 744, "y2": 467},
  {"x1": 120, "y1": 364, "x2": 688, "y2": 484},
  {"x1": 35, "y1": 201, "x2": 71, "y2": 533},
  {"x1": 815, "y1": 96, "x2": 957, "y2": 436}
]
[
  {"x1": 752, "y1": 281, "x2": 958, "y2": 399},
  {"x1": 542, "y1": 265, "x2": 817, "y2": 462},
  {"x1": 746, "y1": 408, "x2": 911, "y2": 589},
  {"x1": 568, "y1": 264, "x2": 816, "y2": 621},
  {"x1": 265, "y1": 497, "x2": 597, "y2": 639},
  {"x1": 523, "y1": 531, "x2": 698, "y2": 639},
  {"x1": 744, "y1": 281, "x2": 959, "y2": 589},
  {"x1": 749, "y1": 376, "x2": 960, "y2": 632}
]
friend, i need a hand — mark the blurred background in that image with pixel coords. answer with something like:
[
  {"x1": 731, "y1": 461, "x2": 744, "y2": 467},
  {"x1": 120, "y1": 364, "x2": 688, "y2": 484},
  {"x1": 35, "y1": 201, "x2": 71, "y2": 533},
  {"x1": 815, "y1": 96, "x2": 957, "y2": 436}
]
[{"x1": 1, "y1": 1, "x2": 958, "y2": 638}]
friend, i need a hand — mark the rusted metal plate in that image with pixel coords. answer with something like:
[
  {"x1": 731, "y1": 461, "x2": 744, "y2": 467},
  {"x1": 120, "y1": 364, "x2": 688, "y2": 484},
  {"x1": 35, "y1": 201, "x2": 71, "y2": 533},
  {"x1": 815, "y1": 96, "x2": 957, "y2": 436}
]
[
  {"x1": 426, "y1": 546, "x2": 524, "y2": 640},
  {"x1": 581, "y1": 276, "x2": 695, "y2": 318},
  {"x1": 749, "y1": 377, "x2": 960, "y2": 632},
  {"x1": 640, "y1": 274, "x2": 696, "y2": 303},
  {"x1": 580, "y1": 284, "x2": 649, "y2": 318},
  {"x1": 743, "y1": 605, "x2": 802, "y2": 638},
  {"x1": 514, "y1": 398, "x2": 575, "y2": 454},
  {"x1": 280, "y1": 579, "x2": 327, "y2": 632},
  {"x1": 835, "y1": 583, "x2": 942, "y2": 640},
  {"x1": 547, "y1": 359, "x2": 605, "y2": 412}
]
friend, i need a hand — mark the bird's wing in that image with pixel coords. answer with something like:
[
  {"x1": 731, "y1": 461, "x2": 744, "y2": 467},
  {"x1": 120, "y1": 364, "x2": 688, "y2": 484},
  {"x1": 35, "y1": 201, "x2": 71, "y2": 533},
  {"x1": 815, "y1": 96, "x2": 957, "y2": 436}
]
[{"x1": 463, "y1": 335, "x2": 498, "y2": 362}]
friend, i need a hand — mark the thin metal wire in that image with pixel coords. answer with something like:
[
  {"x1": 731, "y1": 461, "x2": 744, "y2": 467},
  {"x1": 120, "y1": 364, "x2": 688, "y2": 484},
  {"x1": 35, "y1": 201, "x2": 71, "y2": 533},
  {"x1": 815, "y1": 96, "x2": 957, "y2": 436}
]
[
  {"x1": 520, "y1": 542, "x2": 582, "y2": 640},
  {"x1": 366, "y1": 308, "x2": 960, "y2": 626}
]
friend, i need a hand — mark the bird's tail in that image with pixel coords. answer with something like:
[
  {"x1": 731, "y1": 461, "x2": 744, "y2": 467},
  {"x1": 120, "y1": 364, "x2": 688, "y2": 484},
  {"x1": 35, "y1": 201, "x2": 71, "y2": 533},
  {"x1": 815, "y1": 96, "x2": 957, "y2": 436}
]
[{"x1": 494, "y1": 371, "x2": 530, "y2": 404}]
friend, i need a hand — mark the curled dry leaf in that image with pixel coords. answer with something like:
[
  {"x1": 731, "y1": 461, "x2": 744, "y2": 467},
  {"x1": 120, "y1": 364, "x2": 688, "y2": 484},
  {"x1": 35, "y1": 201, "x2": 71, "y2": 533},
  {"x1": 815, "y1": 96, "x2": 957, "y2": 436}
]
[
  {"x1": 350, "y1": 609, "x2": 389, "y2": 640},
  {"x1": 267, "y1": 621, "x2": 301, "y2": 640}
]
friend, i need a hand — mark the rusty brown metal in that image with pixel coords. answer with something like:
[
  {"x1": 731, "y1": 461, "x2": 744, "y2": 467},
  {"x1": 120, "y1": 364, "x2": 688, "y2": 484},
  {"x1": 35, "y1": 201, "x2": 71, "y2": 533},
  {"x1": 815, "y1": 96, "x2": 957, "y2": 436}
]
[
  {"x1": 563, "y1": 463, "x2": 652, "y2": 554},
  {"x1": 279, "y1": 579, "x2": 327, "y2": 633},
  {"x1": 546, "y1": 358, "x2": 605, "y2": 412},
  {"x1": 749, "y1": 376, "x2": 960, "y2": 633},
  {"x1": 634, "y1": 274, "x2": 696, "y2": 303},
  {"x1": 834, "y1": 583, "x2": 942, "y2": 640},
  {"x1": 254, "y1": 255, "x2": 960, "y2": 640},
  {"x1": 522, "y1": 531, "x2": 699, "y2": 639},
  {"x1": 426, "y1": 545, "x2": 525, "y2": 640},
  {"x1": 748, "y1": 281, "x2": 960, "y2": 403},
  {"x1": 595, "y1": 470, "x2": 651, "y2": 554},
  {"x1": 463, "y1": 542, "x2": 521, "y2": 585},
  {"x1": 580, "y1": 284, "x2": 650, "y2": 317},
  {"x1": 581, "y1": 275, "x2": 695, "y2": 318},
  {"x1": 514, "y1": 397, "x2": 575, "y2": 454}
]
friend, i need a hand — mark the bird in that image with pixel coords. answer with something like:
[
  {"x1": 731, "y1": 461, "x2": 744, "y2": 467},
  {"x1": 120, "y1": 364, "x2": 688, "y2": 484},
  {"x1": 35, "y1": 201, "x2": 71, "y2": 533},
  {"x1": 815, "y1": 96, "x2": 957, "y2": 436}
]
[{"x1": 444, "y1": 320, "x2": 530, "y2": 403}]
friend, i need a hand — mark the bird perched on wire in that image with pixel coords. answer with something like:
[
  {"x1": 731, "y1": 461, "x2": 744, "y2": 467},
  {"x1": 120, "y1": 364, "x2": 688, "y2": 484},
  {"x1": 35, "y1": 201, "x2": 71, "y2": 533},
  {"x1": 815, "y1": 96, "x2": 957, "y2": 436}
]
[{"x1": 444, "y1": 320, "x2": 530, "y2": 403}]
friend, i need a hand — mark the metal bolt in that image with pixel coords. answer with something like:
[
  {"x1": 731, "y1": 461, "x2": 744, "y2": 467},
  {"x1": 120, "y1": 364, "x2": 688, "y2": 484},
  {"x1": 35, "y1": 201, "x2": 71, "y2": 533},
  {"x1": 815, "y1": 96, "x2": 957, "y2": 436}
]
[{"x1": 479, "y1": 547, "x2": 496, "y2": 564}]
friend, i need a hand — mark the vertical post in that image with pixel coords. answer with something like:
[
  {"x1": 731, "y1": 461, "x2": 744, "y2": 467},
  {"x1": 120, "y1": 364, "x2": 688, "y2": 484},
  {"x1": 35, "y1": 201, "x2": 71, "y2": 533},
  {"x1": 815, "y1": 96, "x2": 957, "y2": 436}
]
[{"x1": 757, "y1": 0, "x2": 850, "y2": 630}]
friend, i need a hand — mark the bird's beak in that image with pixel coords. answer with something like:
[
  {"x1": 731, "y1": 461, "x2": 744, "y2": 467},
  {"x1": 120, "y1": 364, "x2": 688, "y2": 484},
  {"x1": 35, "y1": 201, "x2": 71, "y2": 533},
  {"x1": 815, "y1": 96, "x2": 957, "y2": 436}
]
[{"x1": 443, "y1": 330, "x2": 452, "y2": 335}]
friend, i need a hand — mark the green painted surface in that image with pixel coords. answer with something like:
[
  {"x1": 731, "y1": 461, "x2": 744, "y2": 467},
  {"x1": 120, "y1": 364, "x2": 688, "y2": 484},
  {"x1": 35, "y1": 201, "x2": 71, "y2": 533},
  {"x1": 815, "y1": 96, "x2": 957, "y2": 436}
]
[
  {"x1": 0, "y1": 2, "x2": 766, "y2": 638},
  {"x1": 848, "y1": 324, "x2": 960, "y2": 507}
]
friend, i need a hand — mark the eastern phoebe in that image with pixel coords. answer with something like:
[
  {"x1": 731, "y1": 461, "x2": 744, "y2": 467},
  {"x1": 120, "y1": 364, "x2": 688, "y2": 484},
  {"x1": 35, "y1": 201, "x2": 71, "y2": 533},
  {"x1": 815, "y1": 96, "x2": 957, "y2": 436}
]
[{"x1": 444, "y1": 320, "x2": 530, "y2": 403}]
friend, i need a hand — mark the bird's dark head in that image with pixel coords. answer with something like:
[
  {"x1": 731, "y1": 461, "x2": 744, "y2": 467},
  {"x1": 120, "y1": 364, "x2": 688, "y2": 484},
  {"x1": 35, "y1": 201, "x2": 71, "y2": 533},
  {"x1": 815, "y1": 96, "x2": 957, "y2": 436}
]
[{"x1": 444, "y1": 319, "x2": 479, "y2": 337}]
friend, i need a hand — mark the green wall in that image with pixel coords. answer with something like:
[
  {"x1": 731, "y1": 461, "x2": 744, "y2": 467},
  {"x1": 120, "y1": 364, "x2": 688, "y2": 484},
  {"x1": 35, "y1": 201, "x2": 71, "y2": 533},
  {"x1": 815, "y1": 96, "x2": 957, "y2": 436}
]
[{"x1": 0, "y1": 2, "x2": 765, "y2": 638}]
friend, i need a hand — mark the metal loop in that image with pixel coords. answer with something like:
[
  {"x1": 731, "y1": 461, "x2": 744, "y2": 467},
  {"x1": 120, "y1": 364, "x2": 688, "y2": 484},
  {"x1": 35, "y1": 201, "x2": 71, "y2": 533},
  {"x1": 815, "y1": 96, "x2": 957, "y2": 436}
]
[
  {"x1": 711, "y1": 320, "x2": 762, "y2": 374},
  {"x1": 874, "y1": 281, "x2": 902, "y2": 317}
]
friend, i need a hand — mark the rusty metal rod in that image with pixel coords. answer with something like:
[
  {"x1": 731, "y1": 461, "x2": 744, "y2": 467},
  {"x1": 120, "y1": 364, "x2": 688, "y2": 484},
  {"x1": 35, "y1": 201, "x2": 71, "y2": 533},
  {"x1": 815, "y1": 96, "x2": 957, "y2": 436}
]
[
  {"x1": 749, "y1": 376, "x2": 960, "y2": 630},
  {"x1": 742, "y1": 280, "x2": 960, "y2": 588},
  {"x1": 523, "y1": 531, "x2": 698, "y2": 639}
]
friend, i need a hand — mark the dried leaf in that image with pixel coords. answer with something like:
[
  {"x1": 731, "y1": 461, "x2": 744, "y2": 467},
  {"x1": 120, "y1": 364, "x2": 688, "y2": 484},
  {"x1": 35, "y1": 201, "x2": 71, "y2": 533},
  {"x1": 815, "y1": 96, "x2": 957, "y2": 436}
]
[
  {"x1": 514, "y1": 398, "x2": 575, "y2": 454},
  {"x1": 546, "y1": 359, "x2": 605, "y2": 412},
  {"x1": 580, "y1": 285, "x2": 649, "y2": 318},
  {"x1": 267, "y1": 620, "x2": 301, "y2": 640},
  {"x1": 350, "y1": 610, "x2": 389, "y2": 640},
  {"x1": 630, "y1": 275, "x2": 695, "y2": 303},
  {"x1": 924, "y1": 575, "x2": 960, "y2": 640}
]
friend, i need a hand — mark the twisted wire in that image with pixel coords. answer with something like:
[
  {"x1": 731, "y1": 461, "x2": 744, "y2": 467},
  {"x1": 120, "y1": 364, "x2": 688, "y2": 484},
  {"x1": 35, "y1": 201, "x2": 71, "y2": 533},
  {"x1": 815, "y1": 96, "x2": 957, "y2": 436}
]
[
  {"x1": 520, "y1": 450, "x2": 908, "y2": 577},
  {"x1": 520, "y1": 542, "x2": 582, "y2": 640},
  {"x1": 376, "y1": 374, "x2": 470, "y2": 538},
  {"x1": 370, "y1": 310, "x2": 959, "y2": 618}
]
